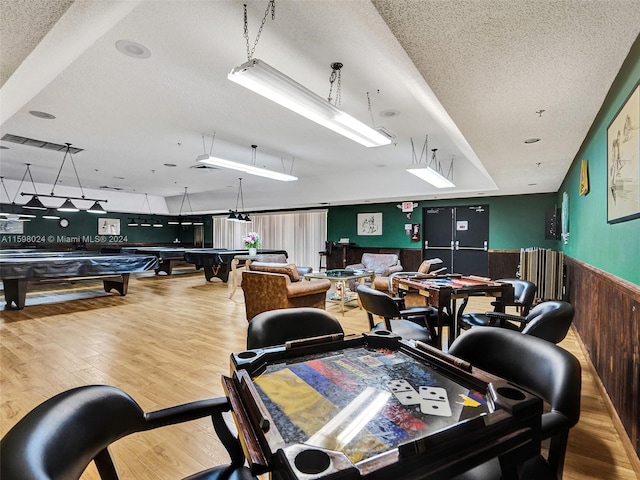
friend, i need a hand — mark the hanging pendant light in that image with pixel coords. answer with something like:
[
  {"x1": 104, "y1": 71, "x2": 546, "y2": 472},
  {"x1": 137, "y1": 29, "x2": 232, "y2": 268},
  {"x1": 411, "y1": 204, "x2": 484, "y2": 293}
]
[
  {"x1": 226, "y1": 177, "x2": 251, "y2": 223},
  {"x1": 19, "y1": 164, "x2": 47, "y2": 210},
  {"x1": 175, "y1": 187, "x2": 195, "y2": 226},
  {"x1": 22, "y1": 143, "x2": 109, "y2": 212},
  {"x1": 42, "y1": 208, "x2": 60, "y2": 220}
]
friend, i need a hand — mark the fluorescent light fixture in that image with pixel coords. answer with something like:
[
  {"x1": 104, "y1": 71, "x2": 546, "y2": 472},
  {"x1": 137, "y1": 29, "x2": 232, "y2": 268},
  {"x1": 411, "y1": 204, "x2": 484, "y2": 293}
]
[
  {"x1": 87, "y1": 201, "x2": 107, "y2": 214},
  {"x1": 153, "y1": 220, "x2": 163, "y2": 228},
  {"x1": 407, "y1": 166, "x2": 455, "y2": 188},
  {"x1": 58, "y1": 198, "x2": 80, "y2": 212},
  {"x1": 228, "y1": 59, "x2": 391, "y2": 148},
  {"x1": 197, "y1": 154, "x2": 298, "y2": 182},
  {"x1": 23, "y1": 195, "x2": 47, "y2": 210},
  {"x1": 42, "y1": 209, "x2": 60, "y2": 220}
]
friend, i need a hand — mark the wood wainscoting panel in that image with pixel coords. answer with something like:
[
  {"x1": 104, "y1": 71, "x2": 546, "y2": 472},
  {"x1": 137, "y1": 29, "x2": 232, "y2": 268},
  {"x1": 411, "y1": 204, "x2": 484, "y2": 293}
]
[
  {"x1": 565, "y1": 256, "x2": 640, "y2": 460},
  {"x1": 487, "y1": 250, "x2": 520, "y2": 280}
]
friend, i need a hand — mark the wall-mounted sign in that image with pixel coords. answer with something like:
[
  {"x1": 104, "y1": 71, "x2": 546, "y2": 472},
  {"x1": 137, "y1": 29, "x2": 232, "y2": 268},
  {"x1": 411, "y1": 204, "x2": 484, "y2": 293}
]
[{"x1": 456, "y1": 220, "x2": 469, "y2": 231}]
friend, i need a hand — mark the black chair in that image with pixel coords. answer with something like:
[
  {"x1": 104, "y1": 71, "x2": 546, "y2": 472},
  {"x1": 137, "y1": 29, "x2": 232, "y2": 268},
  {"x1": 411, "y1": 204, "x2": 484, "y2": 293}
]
[
  {"x1": 449, "y1": 328, "x2": 581, "y2": 480},
  {"x1": 478, "y1": 300, "x2": 574, "y2": 344},
  {"x1": 459, "y1": 278, "x2": 537, "y2": 330},
  {"x1": 318, "y1": 240, "x2": 333, "y2": 271},
  {"x1": 356, "y1": 284, "x2": 436, "y2": 344},
  {"x1": 247, "y1": 307, "x2": 344, "y2": 349},
  {"x1": 0, "y1": 385, "x2": 257, "y2": 480}
]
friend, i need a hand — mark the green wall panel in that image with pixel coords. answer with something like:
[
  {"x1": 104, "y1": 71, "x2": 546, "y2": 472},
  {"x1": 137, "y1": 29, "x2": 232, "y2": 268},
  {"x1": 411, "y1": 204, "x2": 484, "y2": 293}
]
[
  {"x1": 0, "y1": 208, "x2": 210, "y2": 247},
  {"x1": 558, "y1": 37, "x2": 640, "y2": 285},
  {"x1": 328, "y1": 194, "x2": 559, "y2": 250}
]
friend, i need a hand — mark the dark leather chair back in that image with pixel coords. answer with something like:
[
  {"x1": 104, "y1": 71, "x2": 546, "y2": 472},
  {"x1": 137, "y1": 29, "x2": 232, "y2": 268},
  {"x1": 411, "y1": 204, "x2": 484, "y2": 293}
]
[
  {"x1": 506, "y1": 278, "x2": 537, "y2": 313},
  {"x1": 449, "y1": 328, "x2": 581, "y2": 479},
  {"x1": 0, "y1": 385, "x2": 255, "y2": 480},
  {"x1": 356, "y1": 284, "x2": 403, "y2": 326},
  {"x1": 356, "y1": 285, "x2": 434, "y2": 344},
  {"x1": 521, "y1": 300, "x2": 575, "y2": 344},
  {"x1": 247, "y1": 307, "x2": 343, "y2": 349}
]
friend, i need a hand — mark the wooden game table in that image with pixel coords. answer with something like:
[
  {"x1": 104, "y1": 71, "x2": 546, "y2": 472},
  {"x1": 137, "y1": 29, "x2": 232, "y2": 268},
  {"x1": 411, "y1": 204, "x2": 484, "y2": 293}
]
[
  {"x1": 392, "y1": 274, "x2": 514, "y2": 349},
  {"x1": 223, "y1": 330, "x2": 541, "y2": 479}
]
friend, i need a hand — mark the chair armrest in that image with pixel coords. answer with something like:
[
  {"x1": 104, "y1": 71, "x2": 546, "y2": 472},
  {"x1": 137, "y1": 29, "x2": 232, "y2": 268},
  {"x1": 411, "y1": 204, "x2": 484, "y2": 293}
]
[
  {"x1": 485, "y1": 311, "x2": 527, "y2": 328},
  {"x1": 144, "y1": 397, "x2": 245, "y2": 466},
  {"x1": 385, "y1": 264, "x2": 404, "y2": 276},
  {"x1": 296, "y1": 266, "x2": 313, "y2": 276},
  {"x1": 144, "y1": 397, "x2": 230, "y2": 428},
  {"x1": 287, "y1": 279, "x2": 331, "y2": 298},
  {"x1": 345, "y1": 263, "x2": 365, "y2": 271}
]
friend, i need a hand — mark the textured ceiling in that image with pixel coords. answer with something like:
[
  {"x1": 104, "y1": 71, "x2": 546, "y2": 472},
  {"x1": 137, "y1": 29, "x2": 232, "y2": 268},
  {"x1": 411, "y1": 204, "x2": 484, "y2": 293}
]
[{"x1": 0, "y1": 0, "x2": 638, "y2": 215}]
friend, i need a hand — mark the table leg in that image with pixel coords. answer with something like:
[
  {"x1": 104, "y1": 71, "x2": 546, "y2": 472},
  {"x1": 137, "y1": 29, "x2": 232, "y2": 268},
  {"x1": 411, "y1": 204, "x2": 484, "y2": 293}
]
[
  {"x1": 340, "y1": 280, "x2": 346, "y2": 313},
  {"x1": 3, "y1": 278, "x2": 27, "y2": 309},
  {"x1": 229, "y1": 258, "x2": 240, "y2": 298},
  {"x1": 103, "y1": 274, "x2": 129, "y2": 296}
]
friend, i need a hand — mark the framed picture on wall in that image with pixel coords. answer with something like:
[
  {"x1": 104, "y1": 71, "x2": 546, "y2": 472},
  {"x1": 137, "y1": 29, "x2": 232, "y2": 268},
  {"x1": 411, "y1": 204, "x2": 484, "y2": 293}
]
[
  {"x1": 98, "y1": 218, "x2": 121, "y2": 235},
  {"x1": 0, "y1": 219, "x2": 24, "y2": 234},
  {"x1": 357, "y1": 212, "x2": 382, "y2": 236},
  {"x1": 607, "y1": 82, "x2": 639, "y2": 224}
]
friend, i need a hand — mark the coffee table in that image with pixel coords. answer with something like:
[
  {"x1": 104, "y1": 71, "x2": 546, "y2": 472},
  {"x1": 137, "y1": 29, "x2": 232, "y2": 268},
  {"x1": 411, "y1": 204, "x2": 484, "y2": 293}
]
[{"x1": 304, "y1": 269, "x2": 375, "y2": 313}]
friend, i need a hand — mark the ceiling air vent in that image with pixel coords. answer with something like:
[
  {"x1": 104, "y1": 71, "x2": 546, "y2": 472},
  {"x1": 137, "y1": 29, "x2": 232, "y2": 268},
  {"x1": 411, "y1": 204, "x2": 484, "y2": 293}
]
[
  {"x1": 1, "y1": 134, "x2": 84, "y2": 154},
  {"x1": 100, "y1": 186, "x2": 123, "y2": 191}
]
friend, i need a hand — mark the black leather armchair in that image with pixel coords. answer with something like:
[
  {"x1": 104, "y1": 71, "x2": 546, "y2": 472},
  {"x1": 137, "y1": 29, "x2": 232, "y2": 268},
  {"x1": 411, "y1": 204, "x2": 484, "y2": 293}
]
[
  {"x1": 0, "y1": 385, "x2": 257, "y2": 480},
  {"x1": 459, "y1": 278, "x2": 537, "y2": 330},
  {"x1": 449, "y1": 328, "x2": 581, "y2": 480},
  {"x1": 356, "y1": 284, "x2": 436, "y2": 344},
  {"x1": 247, "y1": 307, "x2": 344, "y2": 349},
  {"x1": 477, "y1": 300, "x2": 574, "y2": 344}
]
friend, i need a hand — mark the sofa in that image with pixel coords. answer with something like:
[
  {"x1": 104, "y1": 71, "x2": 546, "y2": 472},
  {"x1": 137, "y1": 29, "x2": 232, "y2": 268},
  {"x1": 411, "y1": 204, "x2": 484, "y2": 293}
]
[{"x1": 242, "y1": 262, "x2": 331, "y2": 321}]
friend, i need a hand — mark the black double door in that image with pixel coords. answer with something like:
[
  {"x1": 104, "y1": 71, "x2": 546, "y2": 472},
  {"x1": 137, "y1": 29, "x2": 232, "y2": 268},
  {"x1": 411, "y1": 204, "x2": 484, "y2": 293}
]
[{"x1": 422, "y1": 205, "x2": 489, "y2": 276}]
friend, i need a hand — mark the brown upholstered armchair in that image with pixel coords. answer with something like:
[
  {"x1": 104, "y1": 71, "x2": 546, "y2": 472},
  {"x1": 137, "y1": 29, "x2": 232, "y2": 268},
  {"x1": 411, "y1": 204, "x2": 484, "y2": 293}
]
[{"x1": 241, "y1": 262, "x2": 331, "y2": 321}]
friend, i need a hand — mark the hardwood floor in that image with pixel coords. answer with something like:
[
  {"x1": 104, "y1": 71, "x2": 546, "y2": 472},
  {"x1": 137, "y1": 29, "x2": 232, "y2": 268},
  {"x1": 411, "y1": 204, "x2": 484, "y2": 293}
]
[{"x1": 1, "y1": 271, "x2": 638, "y2": 479}]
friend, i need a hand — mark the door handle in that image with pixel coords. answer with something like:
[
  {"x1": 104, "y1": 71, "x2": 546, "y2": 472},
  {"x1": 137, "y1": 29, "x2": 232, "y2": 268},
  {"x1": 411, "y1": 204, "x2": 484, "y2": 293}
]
[
  {"x1": 484, "y1": 240, "x2": 488, "y2": 251},
  {"x1": 455, "y1": 240, "x2": 460, "y2": 251}
]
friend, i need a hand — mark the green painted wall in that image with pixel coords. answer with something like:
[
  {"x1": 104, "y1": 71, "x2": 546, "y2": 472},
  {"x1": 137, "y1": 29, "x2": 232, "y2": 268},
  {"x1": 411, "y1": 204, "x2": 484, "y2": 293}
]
[
  {"x1": 558, "y1": 37, "x2": 640, "y2": 286},
  {"x1": 0, "y1": 208, "x2": 212, "y2": 247},
  {"x1": 328, "y1": 193, "x2": 559, "y2": 250}
]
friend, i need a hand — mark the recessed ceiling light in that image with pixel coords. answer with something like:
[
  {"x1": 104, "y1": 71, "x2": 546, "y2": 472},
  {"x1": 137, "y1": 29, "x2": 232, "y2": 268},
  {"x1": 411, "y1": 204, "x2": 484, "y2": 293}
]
[
  {"x1": 164, "y1": 163, "x2": 177, "y2": 167},
  {"x1": 380, "y1": 110, "x2": 400, "y2": 118},
  {"x1": 524, "y1": 138, "x2": 540, "y2": 144},
  {"x1": 29, "y1": 111, "x2": 56, "y2": 119},
  {"x1": 115, "y1": 40, "x2": 151, "y2": 59}
]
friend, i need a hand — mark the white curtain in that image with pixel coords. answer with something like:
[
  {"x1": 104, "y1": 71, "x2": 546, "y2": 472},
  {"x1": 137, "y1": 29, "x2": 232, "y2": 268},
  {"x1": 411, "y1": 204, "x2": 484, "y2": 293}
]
[{"x1": 212, "y1": 210, "x2": 327, "y2": 270}]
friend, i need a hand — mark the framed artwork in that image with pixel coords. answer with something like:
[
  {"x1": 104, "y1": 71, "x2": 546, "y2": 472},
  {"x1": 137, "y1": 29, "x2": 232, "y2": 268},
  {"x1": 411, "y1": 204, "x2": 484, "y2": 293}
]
[
  {"x1": 607, "y1": 82, "x2": 639, "y2": 223},
  {"x1": 98, "y1": 218, "x2": 121, "y2": 235},
  {"x1": 357, "y1": 212, "x2": 382, "y2": 235},
  {"x1": 0, "y1": 219, "x2": 24, "y2": 234},
  {"x1": 561, "y1": 191, "x2": 570, "y2": 245}
]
